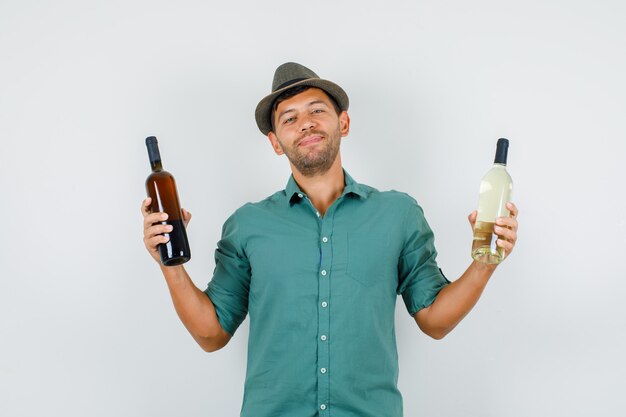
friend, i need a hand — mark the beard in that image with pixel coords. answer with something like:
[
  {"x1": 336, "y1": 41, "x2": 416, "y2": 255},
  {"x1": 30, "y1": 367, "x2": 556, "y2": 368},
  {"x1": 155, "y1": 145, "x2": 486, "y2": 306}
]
[{"x1": 277, "y1": 126, "x2": 341, "y2": 177}]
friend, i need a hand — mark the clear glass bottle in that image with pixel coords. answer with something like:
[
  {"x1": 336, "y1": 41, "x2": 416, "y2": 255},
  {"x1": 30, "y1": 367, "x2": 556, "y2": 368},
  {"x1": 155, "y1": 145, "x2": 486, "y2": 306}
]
[{"x1": 471, "y1": 138, "x2": 513, "y2": 264}]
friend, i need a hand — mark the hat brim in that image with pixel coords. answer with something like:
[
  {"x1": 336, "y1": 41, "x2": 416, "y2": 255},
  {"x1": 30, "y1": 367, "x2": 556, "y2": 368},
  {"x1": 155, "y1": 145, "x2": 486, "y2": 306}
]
[{"x1": 255, "y1": 78, "x2": 349, "y2": 136}]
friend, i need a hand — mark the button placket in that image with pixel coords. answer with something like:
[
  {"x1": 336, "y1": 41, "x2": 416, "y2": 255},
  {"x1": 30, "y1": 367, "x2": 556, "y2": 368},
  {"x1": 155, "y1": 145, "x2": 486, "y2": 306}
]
[{"x1": 317, "y1": 206, "x2": 333, "y2": 415}]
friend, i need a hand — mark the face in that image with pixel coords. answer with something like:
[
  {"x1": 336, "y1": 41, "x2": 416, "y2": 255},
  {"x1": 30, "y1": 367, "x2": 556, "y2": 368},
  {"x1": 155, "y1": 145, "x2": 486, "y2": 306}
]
[{"x1": 268, "y1": 88, "x2": 350, "y2": 177}]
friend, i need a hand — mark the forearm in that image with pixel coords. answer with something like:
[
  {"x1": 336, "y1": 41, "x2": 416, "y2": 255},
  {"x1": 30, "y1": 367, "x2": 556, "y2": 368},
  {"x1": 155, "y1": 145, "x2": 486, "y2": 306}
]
[
  {"x1": 160, "y1": 264, "x2": 228, "y2": 349},
  {"x1": 415, "y1": 261, "x2": 497, "y2": 339}
]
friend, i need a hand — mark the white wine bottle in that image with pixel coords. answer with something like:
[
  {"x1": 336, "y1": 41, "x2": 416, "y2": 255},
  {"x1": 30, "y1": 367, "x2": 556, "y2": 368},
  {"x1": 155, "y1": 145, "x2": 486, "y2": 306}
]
[{"x1": 471, "y1": 138, "x2": 513, "y2": 264}]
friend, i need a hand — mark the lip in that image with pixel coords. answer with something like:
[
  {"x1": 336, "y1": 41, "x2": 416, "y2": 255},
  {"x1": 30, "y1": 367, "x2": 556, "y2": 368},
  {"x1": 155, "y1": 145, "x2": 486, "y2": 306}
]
[{"x1": 298, "y1": 135, "x2": 324, "y2": 147}]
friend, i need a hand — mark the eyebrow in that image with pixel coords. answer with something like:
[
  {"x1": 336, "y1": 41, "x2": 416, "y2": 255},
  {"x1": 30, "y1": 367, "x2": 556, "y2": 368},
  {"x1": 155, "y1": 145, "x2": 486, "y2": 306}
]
[{"x1": 277, "y1": 100, "x2": 330, "y2": 120}]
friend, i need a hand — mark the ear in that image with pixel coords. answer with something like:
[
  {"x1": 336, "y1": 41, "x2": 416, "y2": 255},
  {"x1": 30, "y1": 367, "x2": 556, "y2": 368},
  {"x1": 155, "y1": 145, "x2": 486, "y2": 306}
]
[
  {"x1": 339, "y1": 111, "x2": 350, "y2": 137},
  {"x1": 267, "y1": 132, "x2": 284, "y2": 155}
]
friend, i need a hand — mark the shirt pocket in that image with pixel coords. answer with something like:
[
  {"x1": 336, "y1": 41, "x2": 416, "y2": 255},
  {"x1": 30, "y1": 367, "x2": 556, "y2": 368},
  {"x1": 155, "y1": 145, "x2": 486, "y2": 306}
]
[{"x1": 346, "y1": 231, "x2": 394, "y2": 287}]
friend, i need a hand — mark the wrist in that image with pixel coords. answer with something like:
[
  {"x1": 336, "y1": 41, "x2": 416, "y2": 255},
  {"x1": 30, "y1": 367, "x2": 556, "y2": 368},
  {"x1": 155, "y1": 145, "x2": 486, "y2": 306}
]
[
  {"x1": 160, "y1": 263, "x2": 187, "y2": 283},
  {"x1": 471, "y1": 260, "x2": 497, "y2": 277}
]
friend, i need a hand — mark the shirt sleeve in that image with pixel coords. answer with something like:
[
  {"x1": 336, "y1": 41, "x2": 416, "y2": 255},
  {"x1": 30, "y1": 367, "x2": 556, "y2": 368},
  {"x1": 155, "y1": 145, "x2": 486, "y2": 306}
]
[
  {"x1": 204, "y1": 210, "x2": 251, "y2": 336},
  {"x1": 397, "y1": 198, "x2": 450, "y2": 316}
]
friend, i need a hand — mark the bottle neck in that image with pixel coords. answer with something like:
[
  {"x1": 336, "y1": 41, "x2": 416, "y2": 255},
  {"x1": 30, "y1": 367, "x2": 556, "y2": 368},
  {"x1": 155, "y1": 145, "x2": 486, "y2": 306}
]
[{"x1": 150, "y1": 160, "x2": 163, "y2": 172}]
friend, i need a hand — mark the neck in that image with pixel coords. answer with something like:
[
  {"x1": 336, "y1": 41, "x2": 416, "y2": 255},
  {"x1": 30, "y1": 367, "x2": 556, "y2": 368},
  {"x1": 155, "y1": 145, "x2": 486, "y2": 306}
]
[{"x1": 291, "y1": 154, "x2": 344, "y2": 217}]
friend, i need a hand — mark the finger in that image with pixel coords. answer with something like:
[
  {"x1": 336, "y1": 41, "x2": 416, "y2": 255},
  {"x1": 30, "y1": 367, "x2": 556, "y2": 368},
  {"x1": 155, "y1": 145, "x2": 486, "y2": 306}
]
[
  {"x1": 182, "y1": 208, "x2": 192, "y2": 221},
  {"x1": 144, "y1": 212, "x2": 168, "y2": 229},
  {"x1": 496, "y1": 216, "x2": 518, "y2": 231},
  {"x1": 145, "y1": 212, "x2": 168, "y2": 228},
  {"x1": 468, "y1": 210, "x2": 477, "y2": 226},
  {"x1": 494, "y1": 225, "x2": 517, "y2": 243},
  {"x1": 145, "y1": 223, "x2": 173, "y2": 239},
  {"x1": 141, "y1": 197, "x2": 152, "y2": 216},
  {"x1": 145, "y1": 234, "x2": 170, "y2": 249},
  {"x1": 496, "y1": 238, "x2": 514, "y2": 254},
  {"x1": 506, "y1": 202, "x2": 519, "y2": 218}
]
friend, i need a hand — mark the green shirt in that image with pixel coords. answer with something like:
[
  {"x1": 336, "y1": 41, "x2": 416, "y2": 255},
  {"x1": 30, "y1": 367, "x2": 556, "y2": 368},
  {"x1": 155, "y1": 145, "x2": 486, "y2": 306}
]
[{"x1": 205, "y1": 170, "x2": 449, "y2": 417}]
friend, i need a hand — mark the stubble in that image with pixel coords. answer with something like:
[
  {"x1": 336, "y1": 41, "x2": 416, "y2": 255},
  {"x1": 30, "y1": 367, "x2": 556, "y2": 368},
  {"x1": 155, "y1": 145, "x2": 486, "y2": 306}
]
[{"x1": 277, "y1": 127, "x2": 341, "y2": 177}]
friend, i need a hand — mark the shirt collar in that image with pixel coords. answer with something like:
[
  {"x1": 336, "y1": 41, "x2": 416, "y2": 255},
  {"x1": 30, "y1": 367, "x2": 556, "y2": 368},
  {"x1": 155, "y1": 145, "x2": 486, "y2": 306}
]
[{"x1": 285, "y1": 169, "x2": 369, "y2": 205}]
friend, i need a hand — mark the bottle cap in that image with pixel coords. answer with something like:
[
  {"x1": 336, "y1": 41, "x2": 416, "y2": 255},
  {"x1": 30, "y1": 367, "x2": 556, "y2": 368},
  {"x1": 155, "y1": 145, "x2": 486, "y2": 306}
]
[
  {"x1": 494, "y1": 138, "x2": 509, "y2": 164},
  {"x1": 146, "y1": 136, "x2": 161, "y2": 165}
]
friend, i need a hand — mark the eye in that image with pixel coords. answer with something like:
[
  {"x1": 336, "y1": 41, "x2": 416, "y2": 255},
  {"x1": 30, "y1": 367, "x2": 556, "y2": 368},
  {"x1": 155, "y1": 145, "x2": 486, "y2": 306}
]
[
  {"x1": 312, "y1": 109, "x2": 324, "y2": 114},
  {"x1": 283, "y1": 116, "x2": 295, "y2": 124}
]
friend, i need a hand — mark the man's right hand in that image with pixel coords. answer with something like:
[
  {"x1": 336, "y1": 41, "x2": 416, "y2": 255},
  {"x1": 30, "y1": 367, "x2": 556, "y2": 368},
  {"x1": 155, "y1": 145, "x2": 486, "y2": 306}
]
[
  {"x1": 141, "y1": 197, "x2": 193, "y2": 265},
  {"x1": 140, "y1": 198, "x2": 230, "y2": 351}
]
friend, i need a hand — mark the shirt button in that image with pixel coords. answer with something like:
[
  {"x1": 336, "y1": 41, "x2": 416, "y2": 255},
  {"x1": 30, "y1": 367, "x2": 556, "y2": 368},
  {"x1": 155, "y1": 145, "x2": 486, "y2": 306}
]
[
  {"x1": 320, "y1": 404, "x2": 326, "y2": 410},
  {"x1": 321, "y1": 335, "x2": 327, "y2": 341},
  {"x1": 321, "y1": 301, "x2": 328, "y2": 308},
  {"x1": 321, "y1": 270, "x2": 327, "y2": 276},
  {"x1": 321, "y1": 368, "x2": 327, "y2": 374},
  {"x1": 316, "y1": 211, "x2": 320, "y2": 217},
  {"x1": 297, "y1": 193, "x2": 303, "y2": 198},
  {"x1": 322, "y1": 236, "x2": 328, "y2": 243}
]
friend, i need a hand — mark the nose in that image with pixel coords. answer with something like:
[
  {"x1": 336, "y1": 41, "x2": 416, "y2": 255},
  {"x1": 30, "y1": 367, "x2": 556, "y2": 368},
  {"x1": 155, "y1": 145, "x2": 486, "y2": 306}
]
[{"x1": 299, "y1": 114, "x2": 316, "y2": 131}]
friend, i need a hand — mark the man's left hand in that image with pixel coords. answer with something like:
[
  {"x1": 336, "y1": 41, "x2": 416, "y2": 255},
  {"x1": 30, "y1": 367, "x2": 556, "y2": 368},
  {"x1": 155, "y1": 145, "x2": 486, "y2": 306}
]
[{"x1": 468, "y1": 202, "x2": 519, "y2": 260}]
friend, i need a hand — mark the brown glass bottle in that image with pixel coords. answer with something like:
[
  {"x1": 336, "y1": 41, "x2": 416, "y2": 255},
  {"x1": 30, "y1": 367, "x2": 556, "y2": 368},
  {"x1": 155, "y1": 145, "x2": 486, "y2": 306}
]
[{"x1": 145, "y1": 136, "x2": 191, "y2": 266}]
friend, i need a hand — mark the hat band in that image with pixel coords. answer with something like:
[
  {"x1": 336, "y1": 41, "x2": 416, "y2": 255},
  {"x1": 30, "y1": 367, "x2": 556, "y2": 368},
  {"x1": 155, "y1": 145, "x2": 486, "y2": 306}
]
[{"x1": 275, "y1": 77, "x2": 308, "y2": 91}]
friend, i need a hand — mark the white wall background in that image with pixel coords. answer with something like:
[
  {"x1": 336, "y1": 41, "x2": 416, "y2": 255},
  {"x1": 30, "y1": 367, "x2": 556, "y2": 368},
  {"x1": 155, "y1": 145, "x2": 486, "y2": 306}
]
[{"x1": 1, "y1": 1, "x2": 625, "y2": 416}]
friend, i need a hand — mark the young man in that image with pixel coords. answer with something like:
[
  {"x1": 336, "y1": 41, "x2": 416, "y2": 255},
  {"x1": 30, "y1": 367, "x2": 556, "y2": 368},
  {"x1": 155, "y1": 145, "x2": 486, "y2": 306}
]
[{"x1": 141, "y1": 62, "x2": 519, "y2": 417}]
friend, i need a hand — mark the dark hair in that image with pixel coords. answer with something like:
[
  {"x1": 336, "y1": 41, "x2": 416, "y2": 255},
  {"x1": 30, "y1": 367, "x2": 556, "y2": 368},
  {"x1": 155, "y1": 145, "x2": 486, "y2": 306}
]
[{"x1": 270, "y1": 85, "x2": 342, "y2": 132}]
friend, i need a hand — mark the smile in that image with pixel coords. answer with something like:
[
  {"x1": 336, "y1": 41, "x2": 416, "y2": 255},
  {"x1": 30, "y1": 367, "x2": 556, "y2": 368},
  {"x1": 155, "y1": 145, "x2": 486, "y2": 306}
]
[{"x1": 298, "y1": 135, "x2": 324, "y2": 147}]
